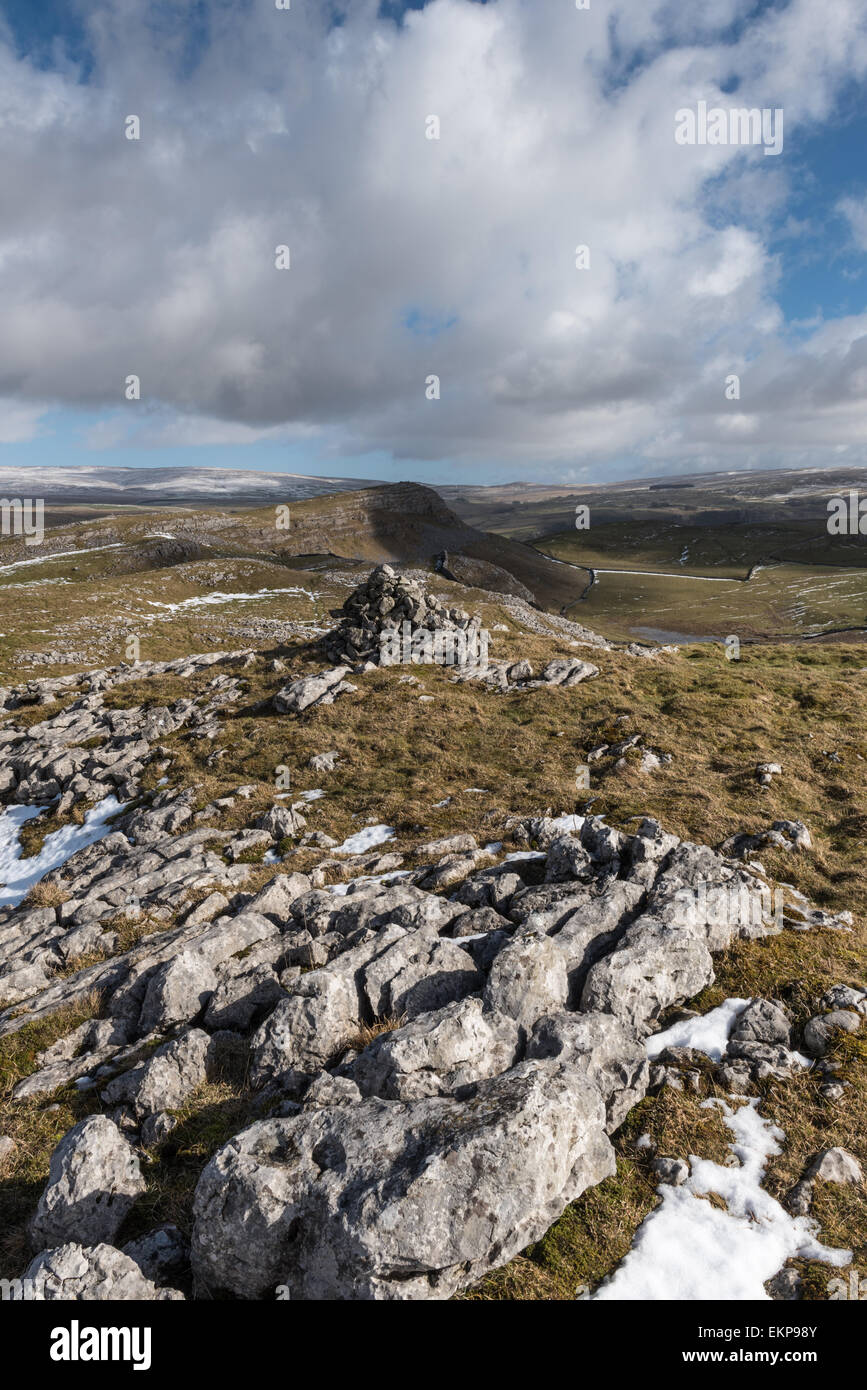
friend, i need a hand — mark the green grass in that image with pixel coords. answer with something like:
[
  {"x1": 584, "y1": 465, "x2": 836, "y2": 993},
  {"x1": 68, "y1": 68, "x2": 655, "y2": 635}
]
[{"x1": 534, "y1": 524, "x2": 867, "y2": 642}]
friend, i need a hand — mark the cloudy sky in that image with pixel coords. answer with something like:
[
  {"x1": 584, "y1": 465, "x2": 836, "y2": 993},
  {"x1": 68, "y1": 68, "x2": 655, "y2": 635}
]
[{"x1": 1, "y1": 0, "x2": 867, "y2": 485}]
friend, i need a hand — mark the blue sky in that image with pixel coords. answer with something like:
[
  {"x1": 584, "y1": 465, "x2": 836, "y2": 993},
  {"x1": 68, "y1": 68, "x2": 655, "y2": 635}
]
[{"x1": 1, "y1": 0, "x2": 866, "y2": 485}]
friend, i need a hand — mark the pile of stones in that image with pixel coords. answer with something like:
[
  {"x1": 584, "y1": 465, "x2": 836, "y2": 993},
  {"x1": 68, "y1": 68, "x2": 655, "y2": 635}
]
[{"x1": 321, "y1": 565, "x2": 484, "y2": 666}]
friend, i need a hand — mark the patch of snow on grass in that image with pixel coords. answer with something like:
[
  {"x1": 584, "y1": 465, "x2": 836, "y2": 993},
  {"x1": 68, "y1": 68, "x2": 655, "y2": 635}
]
[
  {"x1": 144, "y1": 587, "x2": 317, "y2": 614},
  {"x1": 0, "y1": 543, "x2": 126, "y2": 577},
  {"x1": 0, "y1": 796, "x2": 128, "y2": 908},
  {"x1": 590, "y1": 1097, "x2": 851, "y2": 1301},
  {"x1": 648, "y1": 998, "x2": 751, "y2": 1062},
  {"x1": 332, "y1": 824, "x2": 395, "y2": 856},
  {"x1": 549, "y1": 814, "x2": 584, "y2": 835}
]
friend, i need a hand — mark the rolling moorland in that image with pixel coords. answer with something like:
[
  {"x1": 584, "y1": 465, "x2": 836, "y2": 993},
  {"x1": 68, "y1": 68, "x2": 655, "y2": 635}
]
[
  {"x1": 0, "y1": 468, "x2": 863, "y2": 1301},
  {"x1": 444, "y1": 467, "x2": 867, "y2": 645}
]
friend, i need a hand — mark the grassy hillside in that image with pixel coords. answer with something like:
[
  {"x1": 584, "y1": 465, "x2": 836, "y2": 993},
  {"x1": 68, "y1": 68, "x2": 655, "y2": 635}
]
[{"x1": 0, "y1": 493, "x2": 863, "y2": 1300}]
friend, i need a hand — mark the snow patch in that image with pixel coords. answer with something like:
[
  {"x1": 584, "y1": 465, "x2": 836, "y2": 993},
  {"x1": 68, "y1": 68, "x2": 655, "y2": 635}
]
[
  {"x1": 0, "y1": 796, "x2": 128, "y2": 908},
  {"x1": 648, "y1": 998, "x2": 751, "y2": 1063},
  {"x1": 332, "y1": 824, "x2": 396, "y2": 856},
  {"x1": 0, "y1": 543, "x2": 125, "y2": 577},
  {"x1": 144, "y1": 586, "x2": 317, "y2": 614},
  {"x1": 589, "y1": 1097, "x2": 851, "y2": 1301}
]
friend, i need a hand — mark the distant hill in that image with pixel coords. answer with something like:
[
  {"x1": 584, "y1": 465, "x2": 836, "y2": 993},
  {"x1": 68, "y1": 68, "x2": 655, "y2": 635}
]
[{"x1": 0, "y1": 464, "x2": 382, "y2": 504}]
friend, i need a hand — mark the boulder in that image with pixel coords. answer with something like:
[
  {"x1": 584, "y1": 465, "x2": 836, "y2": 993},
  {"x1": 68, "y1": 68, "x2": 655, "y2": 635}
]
[
  {"x1": 352, "y1": 997, "x2": 521, "y2": 1100},
  {"x1": 191, "y1": 1059, "x2": 614, "y2": 1300},
  {"x1": 483, "y1": 931, "x2": 568, "y2": 1032},
  {"x1": 204, "y1": 963, "x2": 284, "y2": 1032},
  {"x1": 580, "y1": 916, "x2": 714, "y2": 1036},
  {"x1": 361, "y1": 934, "x2": 482, "y2": 1020},
  {"x1": 138, "y1": 950, "x2": 217, "y2": 1034},
  {"x1": 730, "y1": 998, "x2": 792, "y2": 1048},
  {"x1": 24, "y1": 1243, "x2": 184, "y2": 1300},
  {"x1": 101, "y1": 1029, "x2": 212, "y2": 1119},
  {"x1": 122, "y1": 1225, "x2": 189, "y2": 1285},
  {"x1": 805, "y1": 1148, "x2": 863, "y2": 1184},
  {"x1": 274, "y1": 667, "x2": 354, "y2": 714},
  {"x1": 802, "y1": 1010, "x2": 861, "y2": 1057},
  {"x1": 526, "y1": 1010, "x2": 648, "y2": 1132},
  {"x1": 249, "y1": 970, "x2": 357, "y2": 1090},
  {"x1": 30, "y1": 1116, "x2": 146, "y2": 1250},
  {"x1": 247, "y1": 873, "x2": 312, "y2": 922}
]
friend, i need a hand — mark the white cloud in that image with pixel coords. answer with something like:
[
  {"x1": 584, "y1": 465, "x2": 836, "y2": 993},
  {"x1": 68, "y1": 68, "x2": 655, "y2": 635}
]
[{"x1": 0, "y1": 0, "x2": 866, "y2": 476}]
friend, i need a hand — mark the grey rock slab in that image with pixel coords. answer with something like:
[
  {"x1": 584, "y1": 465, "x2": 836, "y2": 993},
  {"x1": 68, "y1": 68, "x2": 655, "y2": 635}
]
[
  {"x1": 450, "y1": 906, "x2": 512, "y2": 937},
  {"x1": 203, "y1": 963, "x2": 284, "y2": 1033},
  {"x1": 274, "y1": 667, "x2": 352, "y2": 714},
  {"x1": 302, "y1": 1074, "x2": 363, "y2": 1109},
  {"x1": 24, "y1": 1243, "x2": 184, "y2": 1300},
  {"x1": 544, "y1": 836, "x2": 594, "y2": 883},
  {"x1": 540, "y1": 658, "x2": 598, "y2": 686},
  {"x1": 249, "y1": 970, "x2": 358, "y2": 1089},
  {"x1": 549, "y1": 881, "x2": 645, "y2": 1002},
  {"x1": 352, "y1": 997, "x2": 521, "y2": 1100},
  {"x1": 30, "y1": 1115, "x2": 146, "y2": 1249},
  {"x1": 191, "y1": 1059, "x2": 614, "y2": 1301},
  {"x1": 526, "y1": 1010, "x2": 648, "y2": 1133},
  {"x1": 137, "y1": 949, "x2": 217, "y2": 1034},
  {"x1": 181, "y1": 892, "x2": 230, "y2": 928},
  {"x1": 100, "y1": 1029, "x2": 212, "y2": 1119},
  {"x1": 361, "y1": 932, "x2": 481, "y2": 1020},
  {"x1": 247, "y1": 872, "x2": 312, "y2": 923},
  {"x1": 580, "y1": 916, "x2": 714, "y2": 1036},
  {"x1": 483, "y1": 930, "x2": 568, "y2": 1032},
  {"x1": 122, "y1": 1225, "x2": 189, "y2": 1285}
]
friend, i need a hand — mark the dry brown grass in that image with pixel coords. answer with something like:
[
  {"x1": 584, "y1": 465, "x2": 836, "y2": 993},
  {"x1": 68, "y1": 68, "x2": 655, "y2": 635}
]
[
  {"x1": 343, "y1": 1014, "x2": 407, "y2": 1054},
  {"x1": 21, "y1": 881, "x2": 69, "y2": 910}
]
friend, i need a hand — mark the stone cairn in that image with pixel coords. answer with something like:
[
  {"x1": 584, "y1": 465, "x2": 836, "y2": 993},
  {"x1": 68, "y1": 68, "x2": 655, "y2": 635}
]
[{"x1": 321, "y1": 564, "x2": 484, "y2": 666}]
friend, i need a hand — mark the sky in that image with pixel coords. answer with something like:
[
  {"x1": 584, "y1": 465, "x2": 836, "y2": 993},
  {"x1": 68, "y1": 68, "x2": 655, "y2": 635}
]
[{"x1": 0, "y1": 0, "x2": 866, "y2": 487}]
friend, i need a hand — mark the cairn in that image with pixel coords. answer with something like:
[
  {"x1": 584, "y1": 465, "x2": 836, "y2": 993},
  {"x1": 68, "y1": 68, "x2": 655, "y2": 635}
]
[{"x1": 322, "y1": 565, "x2": 485, "y2": 667}]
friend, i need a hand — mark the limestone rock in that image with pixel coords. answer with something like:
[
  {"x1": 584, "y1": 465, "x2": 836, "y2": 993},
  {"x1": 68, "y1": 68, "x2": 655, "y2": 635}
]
[
  {"x1": 24, "y1": 1242, "x2": 184, "y2": 1300},
  {"x1": 30, "y1": 1115, "x2": 146, "y2": 1249},
  {"x1": 191, "y1": 1060, "x2": 614, "y2": 1301}
]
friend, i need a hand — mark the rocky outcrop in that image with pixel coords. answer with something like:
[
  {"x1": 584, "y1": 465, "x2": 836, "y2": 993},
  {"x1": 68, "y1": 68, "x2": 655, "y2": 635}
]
[
  {"x1": 0, "y1": 640, "x2": 857, "y2": 1304},
  {"x1": 24, "y1": 1243, "x2": 184, "y2": 1300},
  {"x1": 191, "y1": 1061, "x2": 614, "y2": 1300}
]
